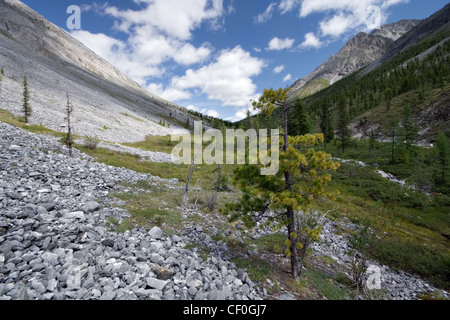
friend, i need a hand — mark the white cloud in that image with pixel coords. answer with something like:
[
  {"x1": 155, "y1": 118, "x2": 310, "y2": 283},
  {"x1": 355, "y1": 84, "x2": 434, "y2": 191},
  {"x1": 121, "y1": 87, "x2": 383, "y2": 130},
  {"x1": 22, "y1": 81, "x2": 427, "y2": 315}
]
[
  {"x1": 255, "y1": 2, "x2": 277, "y2": 24},
  {"x1": 225, "y1": 108, "x2": 250, "y2": 122},
  {"x1": 206, "y1": 109, "x2": 220, "y2": 118},
  {"x1": 168, "y1": 46, "x2": 265, "y2": 107},
  {"x1": 273, "y1": 65, "x2": 285, "y2": 74},
  {"x1": 299, "y1": 0, "x2": 410, "y2": 36},
  {"x1": 278, "y1": 0, "x2": 302, "y2": 14},
  {"x1": 266, "y1": 37, "x2": 295, "y2": 51},
  {"x1": 73, "y1": 0, "x2": 229, "y2": 86},
  {"x1": 256, "y1": 0, "x2": 411, "y2": 45},
  {"x1": 106, "y1": 0, "x2": 225, "y2": 40},
  {"x1": 283, "y1": 74, "x2": 292, "y2": 82},
  {"x1": 147, "y1": 83, "x2": 192, "y2": 101},
  {"x1": 174, "y1": 43, "x2": 213, "y2": 65},
  {"x1": 186, "y1": 105, "x2": 199, "y2": 112},
  {"x1": 319, "y1": 11, "x2": 359, "y2": 37},
  {"x1": 71, "y1": 30, "x2": 164, "y2": 85},
  {"x1": 299, "y1": 32, "x2": 324, "y2": 48}
]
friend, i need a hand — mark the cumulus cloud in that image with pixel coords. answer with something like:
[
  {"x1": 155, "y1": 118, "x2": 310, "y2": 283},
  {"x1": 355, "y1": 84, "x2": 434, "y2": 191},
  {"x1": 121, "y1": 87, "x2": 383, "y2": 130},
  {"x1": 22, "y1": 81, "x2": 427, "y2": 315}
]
[
  {"x1": 299, "y1": 0, "x2": 410, "y2": 36},
  {"x1": 255, "y1": 0, "x2": 411, "y2": 45},
  {"x1": 299, "y1": 32, "x2": 324, "y2": 49},
  {"x1": 73, "y1": 0, "x2": 229, "y2": 86},
  {"x1": 319, "y1": 12, "x2": 357, "y2": 37},
  {"x1": 266, "y1": 37, "x2": 295, "y2": 51},
  {"x1": 273, "y1": 65, "x2": 285, "y2": 74},
  {"x1": 167, "y1": 46, "x2": 265, "y2": 107},
  {"x1": 255, "y1": 2, "x2": 278, "y2": 24},
  {"x1": 206, "y1": 109, "x2": 220, "y2": 118},
  {"x1": 106, "y1": 0, "x2": 225, "y2": 40},
  {"x1": 283, "y1": 74, "x2": 292, "y2": 82}
]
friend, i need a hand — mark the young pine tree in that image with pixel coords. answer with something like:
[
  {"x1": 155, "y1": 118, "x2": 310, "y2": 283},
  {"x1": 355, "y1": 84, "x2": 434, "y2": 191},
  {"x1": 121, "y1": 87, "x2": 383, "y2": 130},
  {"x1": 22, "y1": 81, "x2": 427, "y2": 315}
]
[
  {"x1": 22, "y1": 76, "x2": 31, "y2": 123},
  {"x1": 227, "y1": 88, "x2": 340, "y2": 279},
  {"x1": 320, "y1": 105, "x2": 334, "y2": 150}
]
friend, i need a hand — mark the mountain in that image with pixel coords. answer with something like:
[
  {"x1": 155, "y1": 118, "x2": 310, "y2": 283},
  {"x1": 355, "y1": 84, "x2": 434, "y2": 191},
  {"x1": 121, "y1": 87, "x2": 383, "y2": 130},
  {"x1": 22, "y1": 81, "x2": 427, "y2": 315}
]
[
  {"x1": 362, "y1": 3, "x2": 450, "y2": 76},
  {"x1": 288, "y1": 20, "x2": 420, "y2": 100},
  {"x1": 252, "y1": 3, "x2": 450, "y2": 145},
  {"x1": 0, "y1": 0, "x2": 198, "y2": 143}
]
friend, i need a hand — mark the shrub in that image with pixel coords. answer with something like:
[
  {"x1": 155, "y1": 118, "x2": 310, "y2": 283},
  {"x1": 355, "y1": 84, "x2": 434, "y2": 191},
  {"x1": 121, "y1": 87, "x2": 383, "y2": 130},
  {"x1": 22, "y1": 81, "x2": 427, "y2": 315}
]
[{"x1": 84, "y1": 135, "x2": 100, "y2": 150}]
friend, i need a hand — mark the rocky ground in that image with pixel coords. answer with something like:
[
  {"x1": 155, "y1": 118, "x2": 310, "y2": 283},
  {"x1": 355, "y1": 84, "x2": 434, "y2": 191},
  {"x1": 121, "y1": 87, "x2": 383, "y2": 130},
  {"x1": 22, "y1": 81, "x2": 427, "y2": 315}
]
[
  {"x1": 0, "y1": 122, "x2": 264, "y2": 300},
  {"x1": 0, "y1": 121, "x2": 448, "y2": 300}
]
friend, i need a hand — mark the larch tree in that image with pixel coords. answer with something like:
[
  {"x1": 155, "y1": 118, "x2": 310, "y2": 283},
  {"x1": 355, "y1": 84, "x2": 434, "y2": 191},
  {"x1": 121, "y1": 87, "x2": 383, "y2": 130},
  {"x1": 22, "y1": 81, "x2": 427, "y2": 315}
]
[{"x1": 225, "y1": 88, "x2": 340, "y2": 279}]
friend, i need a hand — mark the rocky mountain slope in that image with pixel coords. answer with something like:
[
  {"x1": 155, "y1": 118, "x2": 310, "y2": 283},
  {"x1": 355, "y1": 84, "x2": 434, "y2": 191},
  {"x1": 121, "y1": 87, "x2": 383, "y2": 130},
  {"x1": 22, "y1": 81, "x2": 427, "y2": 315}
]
[
  {"x1": 289, "y1": 20, "x2": 420, "y2": 100},
  {"x1": 362, "y1": 2, "x2": 450, "y2": 76},
  {"x1": 0, "y1": 0, "x2": 195, "y2": 143}
]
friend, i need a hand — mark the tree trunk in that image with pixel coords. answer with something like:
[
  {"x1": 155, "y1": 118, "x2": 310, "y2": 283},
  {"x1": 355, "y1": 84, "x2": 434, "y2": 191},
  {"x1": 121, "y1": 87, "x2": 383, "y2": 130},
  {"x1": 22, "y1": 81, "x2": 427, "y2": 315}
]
[
  {"x1": 283, "y1": 99, "x2": 299, "y2": 279},
  {"x1": 182, "y1": 150, "x2": 200, "y2": 208},
  {"x1": 287, "y1": 208, "x2": 299, "y2": 279}
]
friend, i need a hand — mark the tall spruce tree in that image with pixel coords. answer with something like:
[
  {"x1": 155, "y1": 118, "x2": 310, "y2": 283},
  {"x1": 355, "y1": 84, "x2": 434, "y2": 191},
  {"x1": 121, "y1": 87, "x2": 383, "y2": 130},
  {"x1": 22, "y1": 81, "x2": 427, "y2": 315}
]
[
  {"x1": 227, "y1": 88, "x2": 340, "y2": 279},
  {"x1": 320, "y1": 105, "x2": 334, "y2": 149},
  {"x1": 401, "y1": 103, "x2": 418, "y2": 151},
  {"x1": 387, "y1": 116, "x2": 401, "y2": 164},
  {"x1": 435, "y1": 133, "x2": 449, "y2": 186},
  {"x1": 336, "y1": 101, "x2": 351, "y2": 154},
  {"x1": 289, "y1": 100, "x2": 310, "y2": 136}
]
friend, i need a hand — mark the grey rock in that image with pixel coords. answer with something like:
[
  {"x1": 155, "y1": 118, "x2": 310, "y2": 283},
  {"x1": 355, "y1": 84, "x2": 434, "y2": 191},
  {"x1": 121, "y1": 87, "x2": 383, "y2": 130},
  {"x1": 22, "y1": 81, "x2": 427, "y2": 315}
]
[
  {"x1": 102, "y1": 239, "x2": 115, "y2": 247},
  {"x1": 277, "y1": 292, "x2": 296, "y2": 300},
  {"x1": 81, "y1": 201, "x2": 100, "y2": 213},
  {"x1": 146, "y1": 277, "x2": 168, "y2": 291},
  {"x1": 148, "y1": 226, "x2": 163, "y2": 240}
]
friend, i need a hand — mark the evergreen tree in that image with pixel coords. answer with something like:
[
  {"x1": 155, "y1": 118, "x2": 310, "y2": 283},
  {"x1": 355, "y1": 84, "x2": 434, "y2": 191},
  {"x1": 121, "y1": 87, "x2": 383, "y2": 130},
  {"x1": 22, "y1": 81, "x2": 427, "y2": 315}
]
[
  {"x1": 246, "y1": 109, "x2": 252, "y2": 130},
  {"x1": 320, "y1": 105, "x2": 334, "y2": 149},
  {"x1": 227, "y1": 88, "x2": 340, "y2": 279},
  {"x1": 336, "y1": 101, "x2": 351, "y2": 154},
  {"x1": 387, "y1": 116, "x2": 401, "y2": 164},
  {"x1": 435, "y1": 133, "x2": 449, "y2": 186},
  {"x1": 22, "y1": 76, "x2": 31, "y2": 123},
  {"x1": 369, "y1": 129, "x2": 376, "y2": 150},
  {"x1": 401, "y1": 103, "x2": 418, "y2": 151},
  {"x1": 289, "y1": 100, "x2": 310, "y2": 136}
]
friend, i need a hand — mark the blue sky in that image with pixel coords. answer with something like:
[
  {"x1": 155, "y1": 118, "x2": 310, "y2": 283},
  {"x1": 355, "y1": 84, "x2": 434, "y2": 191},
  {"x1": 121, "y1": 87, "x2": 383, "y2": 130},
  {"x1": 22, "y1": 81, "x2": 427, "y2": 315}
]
[{"x1": 22, "y1": 0, "x2": 449, "y2": 122}]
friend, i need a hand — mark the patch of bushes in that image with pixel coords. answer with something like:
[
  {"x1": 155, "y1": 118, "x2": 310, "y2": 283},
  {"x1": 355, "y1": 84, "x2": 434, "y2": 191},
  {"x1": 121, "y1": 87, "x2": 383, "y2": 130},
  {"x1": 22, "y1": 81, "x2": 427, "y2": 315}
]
[
  {"x1": 370, "y1": 239, "x2": 450, "y2": 289},
  {"x1": 83, "y1": 135, "x2": 100, "y2": 150}
]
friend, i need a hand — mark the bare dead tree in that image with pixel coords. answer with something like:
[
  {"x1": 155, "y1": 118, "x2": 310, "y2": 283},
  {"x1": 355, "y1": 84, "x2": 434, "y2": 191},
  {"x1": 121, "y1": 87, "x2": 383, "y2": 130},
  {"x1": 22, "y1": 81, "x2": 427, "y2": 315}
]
[{"x1": 65, "y1": 93, "x2": 74, "y2": 157}]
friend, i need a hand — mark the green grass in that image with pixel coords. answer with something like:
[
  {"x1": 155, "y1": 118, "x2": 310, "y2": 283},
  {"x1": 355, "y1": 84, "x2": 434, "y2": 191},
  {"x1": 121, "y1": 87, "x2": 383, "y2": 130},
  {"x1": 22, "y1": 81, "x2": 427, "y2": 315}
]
[
  {"x1": 315, "y1": 158, "x2": 450, "y2": 289},
  {"x1": 120, "y1": 112, "x2": 146, "y2": 123},
  {"x1": 2, "y1": 110, "x2": 449, "y2": 292},
  {"x1": 0, "y1": 109, "x2": 67, "y2": 139},
  {"x1": 290, "y1": 78, "x2": 330, "y2": 100},
  {"x1": 110, "y1": 180, "x2": 184, "y2": 233}
]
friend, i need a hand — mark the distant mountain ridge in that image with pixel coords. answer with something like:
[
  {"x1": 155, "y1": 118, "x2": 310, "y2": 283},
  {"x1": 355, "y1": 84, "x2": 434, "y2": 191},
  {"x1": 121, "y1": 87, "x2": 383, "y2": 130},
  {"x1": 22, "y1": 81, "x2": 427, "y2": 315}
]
[{"x1": 288, "y1": 19, "x2": 421, "y2": 100}]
